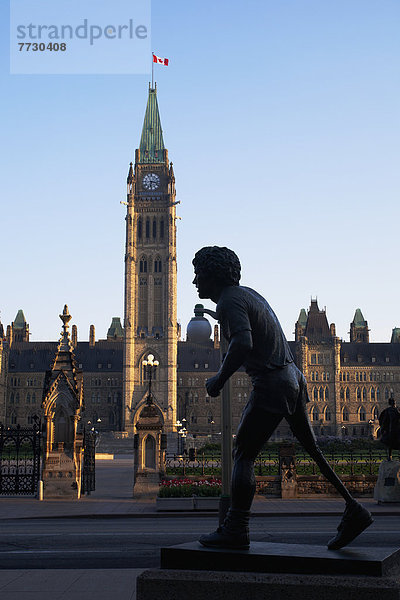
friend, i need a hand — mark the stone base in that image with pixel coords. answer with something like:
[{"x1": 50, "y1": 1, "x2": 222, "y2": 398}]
[
  {"x1": 42, "y1": 451, "x2": 81, "y2": 500},
  {"x1": 374, "y1": 460, "x2": 400, "y2": 503},
  {"x1": 133, "y1": 471, "x2": 160, "y2": 498},
  {"x1": 161, "y1": 542, "x2": 400, "y2": 577},
  {"x1": 137, "y1": 569, "x2": 400, "y2": 600}
]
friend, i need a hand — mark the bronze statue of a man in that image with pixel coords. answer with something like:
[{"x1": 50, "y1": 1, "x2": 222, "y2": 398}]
[
  {"x1": 192, "y1": 246, "x2": 373, "y2": 550},
  {"x1": 379, "y1": 397, "x2": 400, "y2": 461}
]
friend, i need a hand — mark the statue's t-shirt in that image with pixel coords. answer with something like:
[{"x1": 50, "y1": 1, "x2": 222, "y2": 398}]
[{"x1": 216, "y1": 285, "x2": 294, "y2": 385}]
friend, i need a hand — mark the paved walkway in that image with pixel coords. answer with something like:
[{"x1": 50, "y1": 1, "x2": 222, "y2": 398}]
[{"x1": 0, "y1": 568, "x2": 144, "y2": 600}]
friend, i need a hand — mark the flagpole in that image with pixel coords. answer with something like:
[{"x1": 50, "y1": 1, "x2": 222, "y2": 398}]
[{"x1": 151, "y1": 53, "x2": 154, "y2": 88}]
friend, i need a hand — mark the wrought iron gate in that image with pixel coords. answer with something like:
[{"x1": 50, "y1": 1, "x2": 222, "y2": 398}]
[
  {"x1": 81, "y1": 428, "x2": 96, "y2": 494},
  {"x1": 0, "y1": 422, "x2": 41, "y2": 496}
]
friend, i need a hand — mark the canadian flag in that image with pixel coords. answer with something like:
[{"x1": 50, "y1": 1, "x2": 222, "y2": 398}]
[{"x1": 153, "y1": 53, "x2": 169, "y2": 66}]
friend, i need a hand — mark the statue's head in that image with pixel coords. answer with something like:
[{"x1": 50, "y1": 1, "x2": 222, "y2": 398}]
[{"x1": 192, "y1": 246, "x2": 241, "y2": 300}]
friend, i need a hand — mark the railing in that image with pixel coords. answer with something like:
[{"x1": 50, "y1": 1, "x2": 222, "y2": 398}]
[
  {"x1": 164, "y1": 449, "x2": 395, "y2": 478},
  {"x1": 295, "y1": 450, "x2": 396, "y2": 476}
]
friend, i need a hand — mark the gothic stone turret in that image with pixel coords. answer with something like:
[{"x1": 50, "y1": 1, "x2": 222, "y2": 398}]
[{"x1": 41, "y1": 306, "x2": 84, "y2": 499}]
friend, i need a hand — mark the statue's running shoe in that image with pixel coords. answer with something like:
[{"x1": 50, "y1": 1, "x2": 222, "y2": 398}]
[{"x1": 328, "y1": 501, "x2": 373, "y2": 550}]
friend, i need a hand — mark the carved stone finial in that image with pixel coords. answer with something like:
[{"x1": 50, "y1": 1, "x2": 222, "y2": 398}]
[{"x1": 60, "y1": 305, "x2": 72, "y2": 331}]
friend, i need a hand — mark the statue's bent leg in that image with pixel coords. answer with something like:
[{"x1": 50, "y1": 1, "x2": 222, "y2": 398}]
[
  {"x1": 287, "y1": 401, "x2": 353, "y2": 503},
  {"x1": 199, "y1": 393, "x2": 282, "y2": 549},
  {"x1": 232, "y1": 397, "x2": 282, "y2": 511},
  {"x1": 287, "y1": 400, "x2": 373, "y2": 549}
]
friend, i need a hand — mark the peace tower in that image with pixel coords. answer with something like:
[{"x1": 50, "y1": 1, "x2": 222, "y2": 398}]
[{"x1": 123, "y1": 84, "x2": 178, "y2": 438}]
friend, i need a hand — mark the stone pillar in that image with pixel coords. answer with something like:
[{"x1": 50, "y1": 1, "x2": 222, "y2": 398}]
[{"x1": 279, "y1": 443, "x2": 297, "y2": 499}]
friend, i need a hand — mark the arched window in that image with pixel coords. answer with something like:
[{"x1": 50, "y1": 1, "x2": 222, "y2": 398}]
[
  {"x1": 385, "y1": 387, "x2": 390, "y2": 400},
  {"x1": 26, "y1": 393, "x2": 30, "y2": 404},
  {"x1": 372, "y1": 406, "x2": 379, "y2": 420},
  {"x1": 340, "y1": 388, "x2": 344, "y2": 400},
  {"x1": 362, "y1": 387, "x2": 367, "y2": 402},
  {"x1": 140, "y1": 257, "x2": 148, "y2": 273},
  {"x1": 313, "y1": 387, "x2": 318, "y2": 401},
  {"x1": 152, "y1": 218, "x2": 157, "y2": 238},
  {"x1": 31, "y1": 392, "x2": 36, "y2": 404},
  {"x1": 10, "y1": 392, "x2": 14, "y2": 404},
  {"x1": 191, "y1": 414, "x2": 197, "y2": 424},
  {"x1": 10, "y1": 412, "x2": 17, "y2": 425},
  {"x1": 376, "y1": 387, "x2": 381, "y2": 401},
  {"x1": 345, "y1": 387, "x2": 350, "y2": 401},
  {"x1": 324, "y1": 407, "x2": 331, "y2": 421},
  {"x1": 137, "y1": 217, "x2": 142, "y2": 239},
  {"x1": 145, "y1": 218, "x2": 150, "y2": 238},
  {"x1": 15, "y1": 392, "x2": 20, "y2": 404},
  {"x1": 145, "y1": 435, "x2": 156, "y2": 469},
  {"x1": 359, "y1": 406, "x2": 366, "y2": 422},
  {"x1": 342, "y1": 407, "x2": 349, "y2": 421},
  {"x1": 154, "y1": 257, "x2": 162, "y2": 273},
  {"x1": 318, "y1": 387, "x2": 323, "y2": 401},
  {"x1": 356, "y1": 387, "x2": 361, "y2": 401},
  {"x1": 311, "y1": 406, "x2": 319, "y2": 421},
  {"x1": 238, "y1": 393, "x2": 242, "y2": 403},
  {"x1": 160, "y1": 219, "x2": 165, "y2": 238},
  {"x1": 370, "y1": 387, "x2": 375, "y2": 401},
  {"x1": 325, "y1": 387, "x2": 329, "y2": 401}
]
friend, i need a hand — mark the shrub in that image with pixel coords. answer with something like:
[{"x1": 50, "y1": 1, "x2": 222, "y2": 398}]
[{"x1": 158, "y1": 478, "x2": 222, "y2": 498}]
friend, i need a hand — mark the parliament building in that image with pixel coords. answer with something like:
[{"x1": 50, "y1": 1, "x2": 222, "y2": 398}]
[{"x1": 1, "y1": 87, "x2": 399, "y2": 447}]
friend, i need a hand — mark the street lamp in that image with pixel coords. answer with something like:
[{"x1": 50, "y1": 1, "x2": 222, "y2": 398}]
[{"x1": 142, "y1": 354, "x2": 159, "y2": 406}]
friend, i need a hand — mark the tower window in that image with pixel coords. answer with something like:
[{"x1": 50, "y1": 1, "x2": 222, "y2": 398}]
[
  {"x1": 154, "y1": 260, "x2": 162, "y2": 273},
  {"x1": 160, "y1": 220, "x2": 165, "y2": 239},
  {"x1": 153, "y1": 219, "x2": 157, "y2": 238},
  {"x1": 145, "y1": 219, "x2": 150, "y2": 238},
  {"x1": 138, "y1": 218, "x2": 142, "y2": 239},
  {"x1": 140, "y1": 259, "x2": 148, "y2": 273}
]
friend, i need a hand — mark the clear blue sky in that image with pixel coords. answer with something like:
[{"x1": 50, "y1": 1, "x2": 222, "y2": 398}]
[{"x1": 1, "y1": 0, "x2": 399, "y2": 343}]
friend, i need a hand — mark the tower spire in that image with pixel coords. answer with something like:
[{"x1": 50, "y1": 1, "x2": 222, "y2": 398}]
[{"x1": 138, "y1": 86, "x2": 165, "y2": 164}]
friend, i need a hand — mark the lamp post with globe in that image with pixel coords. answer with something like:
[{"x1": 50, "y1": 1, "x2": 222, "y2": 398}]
[{"x1": 142, "y1": 354, "x2": 159, "y2": 406}]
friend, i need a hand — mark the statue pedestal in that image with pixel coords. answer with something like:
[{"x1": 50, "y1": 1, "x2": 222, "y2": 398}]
[
  {"x1": 137, "y1": 542, "x2": 400, "y2": 600},
  {"x1": 374, "y1": 460, "x2": 400, "y2": 503}
]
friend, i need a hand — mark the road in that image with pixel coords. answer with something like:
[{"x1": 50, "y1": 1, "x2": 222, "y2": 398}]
[{"x1": 0, "y1": 515, "x2": 398, "y2": 569}]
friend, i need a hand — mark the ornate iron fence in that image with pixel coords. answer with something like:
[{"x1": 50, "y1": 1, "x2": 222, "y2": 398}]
[
  {"x1": 0, "y1": 422, "x2": 41, "y2": 496},
  {"x1": 165, "y1": 450, "x2": 393, "y2": 479},
  {"x1": 295, "y1": 450, "x2": 394, "y2": 476}
]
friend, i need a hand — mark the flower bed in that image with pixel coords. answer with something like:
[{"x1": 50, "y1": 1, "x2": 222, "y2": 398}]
[{"x1": 158, "y1": 478, "x2": 222, "y2": 498}]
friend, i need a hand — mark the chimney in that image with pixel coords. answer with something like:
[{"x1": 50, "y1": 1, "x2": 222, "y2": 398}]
[
  {"x1": 89, "y1": 325, "x2": 95, "y2": 348},
  {"x1": 72, "y1": 324, "x2": 77, "y2": 347},
  {"x1": 6, "y1": 325, "x2": 12, "y2": 347}
]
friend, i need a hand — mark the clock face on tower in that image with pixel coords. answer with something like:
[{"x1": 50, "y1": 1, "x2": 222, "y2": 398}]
[{"x1": 142, "y1": 173, "x2": 160, "y2": 190}]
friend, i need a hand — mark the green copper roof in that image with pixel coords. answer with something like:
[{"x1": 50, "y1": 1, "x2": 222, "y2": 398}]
[
  {"x1": 297, "y1": 308, "x2": 307, "y2": 327},
  {"x1": 138, "y1": 86, "x2": 165, "y2": 163},
  {"x1": 391, "y1": 328, "x2": 400, "y2": 343},
  {"x1": 352, "y1": 308, "x2": 367, "y2": 327},
  {"x1": 107, "y1": 317, "x2": 124, "y2": 339},
  {"x1": 13, "y1": 309, "x2": 27, "y2": 329}
]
